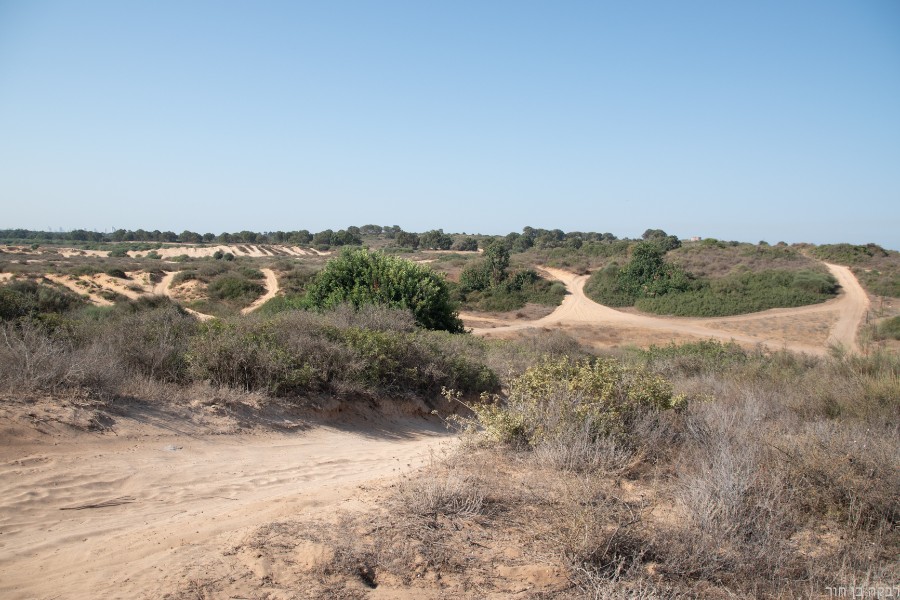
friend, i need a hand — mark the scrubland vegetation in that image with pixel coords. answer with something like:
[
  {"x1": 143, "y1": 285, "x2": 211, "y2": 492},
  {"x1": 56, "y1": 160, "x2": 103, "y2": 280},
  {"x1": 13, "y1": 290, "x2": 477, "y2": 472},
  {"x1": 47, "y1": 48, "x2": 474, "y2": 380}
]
[
  {"x1": 810, "y1": 243, "x2": 900, "y2": 298},
  {"x1": 585, "y1": 241, "x2": 838, "y2": 317},
  {"x1": 1, "y1": 226, "x2": 898, "y2": 598},
  {"x1": 291, "y1": 340, "x2": 898, "y2": 598}
]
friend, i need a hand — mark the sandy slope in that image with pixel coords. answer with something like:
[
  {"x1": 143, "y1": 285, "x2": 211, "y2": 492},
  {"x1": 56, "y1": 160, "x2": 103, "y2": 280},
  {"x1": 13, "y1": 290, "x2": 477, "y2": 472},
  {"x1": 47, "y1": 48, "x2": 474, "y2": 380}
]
[
  {"x1": 43, "y1": 274, "x2": 113, "y2": 306},
  {"x1": 469, "y1": 263, "x2": 869, "y2": 355},
  {"x1": 241, "y1": 268, "x2": 279, "y2": 314},
  {"x1": 0, "y1": 418, "x2": 450, "y2": 600}
]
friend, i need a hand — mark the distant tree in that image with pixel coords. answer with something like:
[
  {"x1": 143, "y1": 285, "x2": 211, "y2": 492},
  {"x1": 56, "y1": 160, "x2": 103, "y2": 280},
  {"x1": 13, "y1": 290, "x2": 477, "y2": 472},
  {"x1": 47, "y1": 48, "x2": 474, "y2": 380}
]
[
  {"x1": 453, "y1": 237, "x2": 479, "y2": 252},
  {"x1": 395, "y1": 231, "x2": 420, "y2": 249},
  {"x1": 360, "y1": 224, "x2": 384, "y2": 236},
  {"x1": 420, "y1": 229, "x2": 453, "y2": 250},
  {"x1": 641, "y1": 228, "x2": 681, "y2": 252},
  {"x1": 179, "y1": 230, "x2": 202, "y2": 244},
  {"x1": 483, "y1": 240, "x2": 510, "y2": 285},
  {"x1": 237, "y1": 230, "x2": 258, "y2": 243},
  {"x1": 312, "y1": 229, "x2": 334, "y2": 246}
]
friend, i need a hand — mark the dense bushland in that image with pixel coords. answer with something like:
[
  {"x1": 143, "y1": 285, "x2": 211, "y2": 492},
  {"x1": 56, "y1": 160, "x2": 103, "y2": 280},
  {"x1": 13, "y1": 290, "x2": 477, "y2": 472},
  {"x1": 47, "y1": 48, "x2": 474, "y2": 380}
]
[
  {"x1": 433, "y1": 341, "x2": 899, "y2": 598},
  {"x1": 0, "y1": 293, "x2": 497, "y2": 401},
  {"x1": 811, "y1": 243, "x2": 900, "y2": 298},
  {"x1": 454, "y1": 241, "x2": 567, "y2": 311},
  {"x1": 585, "y1": 242, "x2": 838, "y2": 316}
]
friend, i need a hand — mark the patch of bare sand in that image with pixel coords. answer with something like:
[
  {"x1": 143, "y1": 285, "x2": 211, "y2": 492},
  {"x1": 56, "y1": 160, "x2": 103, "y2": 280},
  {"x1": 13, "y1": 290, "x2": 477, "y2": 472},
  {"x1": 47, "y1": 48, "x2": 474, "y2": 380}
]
[
  {"x1": 0, "y1": 407, "x2": 451, "y2": 600},
  {"x1": 43, "y1": 274, "x2": 113, "y2": 306},
  {"x1": 460, "y1": 303, "x2": 557, "y2": 330},
  {"x1": 705, "y1": 310, "x2": 839, "y2": 348}
]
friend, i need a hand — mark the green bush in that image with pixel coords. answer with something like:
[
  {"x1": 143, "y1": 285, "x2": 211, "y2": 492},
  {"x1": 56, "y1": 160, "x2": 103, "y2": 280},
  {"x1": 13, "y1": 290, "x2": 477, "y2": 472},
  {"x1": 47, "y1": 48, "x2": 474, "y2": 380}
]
[
  {"x1": 456, "y1": 275, "x2": 566, "y2": 312},
  {"x1": 874, "y1": 316, "x2": 900, "y2": 341},
  {"x1": 0, "y1": 280, "x2": 85, "y2": 322},
  {"x1": 635, "y1": 269, "x2": 837, "y2": 316},
  {"x1": 304, "y1": 248, "x2": 463, "y2": 332},
  {"x1": 472, "y1": 356, "x2": 685, "y2": 446},
  {"x1": 582, "y1": 263, "x2": 638, "y2": 307},
  {"x1": 105, "y1": 268, "x2": 128, "y2": 279},
  {"x1": 207, "y1": 276, "x2": 265, "y2": 302}
]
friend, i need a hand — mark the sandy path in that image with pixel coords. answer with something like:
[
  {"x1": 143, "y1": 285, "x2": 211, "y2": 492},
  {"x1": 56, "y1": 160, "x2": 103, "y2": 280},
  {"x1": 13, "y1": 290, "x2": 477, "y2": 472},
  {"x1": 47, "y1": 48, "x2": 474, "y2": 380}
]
[
  {"x1": 152, "y1": 272, "x2": 215, "y2": 321},
  {"x1": 821, "y1": 262, "x2": 869, "y2": 353},
  {"x1": 469, "y1": 263, "x2": 868, "y2": 355},
  {"x1": 241, "y1": 268, "x2": 279, "y2": 315},
  {"x1": 0, "y1": 420, "x2": 450, "y2": 599}
]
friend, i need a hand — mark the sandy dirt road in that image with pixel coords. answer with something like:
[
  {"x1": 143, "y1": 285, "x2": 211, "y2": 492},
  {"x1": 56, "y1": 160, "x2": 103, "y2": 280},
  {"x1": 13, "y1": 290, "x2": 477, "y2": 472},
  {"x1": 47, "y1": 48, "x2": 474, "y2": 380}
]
[
  {"x1": 469, "y1": 263, "x2": 869, "y2": 355},
  {"x1": 241, "y1": 268, "x2": 279, "y2": 315},
  {"x1": 152, "y1": 271, "x2": 214, "y2": 321},
  {"x1": 0, "y1": 418, "x2": 451, "y2": 599}
]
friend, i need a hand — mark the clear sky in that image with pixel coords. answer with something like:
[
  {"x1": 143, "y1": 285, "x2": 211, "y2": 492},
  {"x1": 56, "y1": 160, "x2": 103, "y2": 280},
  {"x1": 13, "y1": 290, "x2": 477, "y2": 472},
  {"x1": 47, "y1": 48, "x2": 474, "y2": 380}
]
[{"x1": 1, "y1": 1, "x2": 898, "y2": 248}]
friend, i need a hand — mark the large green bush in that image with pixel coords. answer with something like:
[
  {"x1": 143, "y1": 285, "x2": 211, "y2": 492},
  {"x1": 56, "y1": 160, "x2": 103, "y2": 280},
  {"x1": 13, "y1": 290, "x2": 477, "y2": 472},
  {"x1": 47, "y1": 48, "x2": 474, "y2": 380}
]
[{"x1": 304, "y1": 248, "x2": 463, "y2": 332}]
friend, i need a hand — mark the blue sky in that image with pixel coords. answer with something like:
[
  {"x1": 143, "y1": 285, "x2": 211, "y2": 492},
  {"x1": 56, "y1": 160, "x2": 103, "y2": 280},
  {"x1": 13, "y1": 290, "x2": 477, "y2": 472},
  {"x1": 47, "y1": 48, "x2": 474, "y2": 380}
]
[{"x1": 1, "y1": 1, "x2": 898, "y2": 247}]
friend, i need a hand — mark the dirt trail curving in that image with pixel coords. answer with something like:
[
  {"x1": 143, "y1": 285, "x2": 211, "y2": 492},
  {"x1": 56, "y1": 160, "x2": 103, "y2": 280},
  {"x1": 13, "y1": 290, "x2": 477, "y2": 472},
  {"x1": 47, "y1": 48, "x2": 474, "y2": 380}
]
[
  {"x1": 0, "y1": 418, "x2": 450, "y2": 599},
  {"x1": 820, "y1": 262, "x2": 869, "y2": 353},
  {"x1": 241, "y1": 268, "x2": 279, "y2": 315},
  {"x1": 151, "y1": 271, "x2": 215, "y2": 321},
  {"x1": 468, "y1": 263, "x2": 869, "y2": 355}
]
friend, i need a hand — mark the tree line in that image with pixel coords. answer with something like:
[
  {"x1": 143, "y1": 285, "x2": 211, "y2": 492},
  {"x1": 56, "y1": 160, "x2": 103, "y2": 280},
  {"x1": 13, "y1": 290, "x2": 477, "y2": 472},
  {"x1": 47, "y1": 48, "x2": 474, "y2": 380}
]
[{"x1": 2, "y1": 226, "x2": 680, "y2": 252}]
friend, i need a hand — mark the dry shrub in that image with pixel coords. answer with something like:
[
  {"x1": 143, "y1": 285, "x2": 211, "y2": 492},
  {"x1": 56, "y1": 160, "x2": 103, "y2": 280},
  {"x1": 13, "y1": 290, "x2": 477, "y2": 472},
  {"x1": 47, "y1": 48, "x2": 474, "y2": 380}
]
[
  {"x1": 778, "y1": 420, "x2": 899, "y2": 532},
  {"x1": 0, "y1": 321, "x2": 123, "y2": 394},
  {"x1": 395, "y1": 470, "x2": 486, "y2": 519},
  {"x1": 668, "y1": 400, "x2": 795, "y2": 579}
]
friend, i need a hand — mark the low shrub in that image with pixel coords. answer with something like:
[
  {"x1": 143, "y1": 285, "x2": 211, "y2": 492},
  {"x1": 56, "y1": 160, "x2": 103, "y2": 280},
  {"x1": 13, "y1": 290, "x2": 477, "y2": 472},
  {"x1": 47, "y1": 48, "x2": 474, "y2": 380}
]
[
  {"x1": 207, "y1": 276, "x2": 265, "y2": 301},
  {"x1": 873, "y1": 316, "x2": 900, "y2": 340},
  {"x1": 471, "y1": 356, "x2": 685, "y2": 448}
]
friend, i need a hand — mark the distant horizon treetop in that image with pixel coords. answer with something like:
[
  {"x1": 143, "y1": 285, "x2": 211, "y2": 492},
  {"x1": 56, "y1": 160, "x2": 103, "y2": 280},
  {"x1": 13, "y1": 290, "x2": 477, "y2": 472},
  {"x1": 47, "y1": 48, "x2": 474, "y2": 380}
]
[{"x1": 0, "y1": 227, "x2": 896, "y2": 254}]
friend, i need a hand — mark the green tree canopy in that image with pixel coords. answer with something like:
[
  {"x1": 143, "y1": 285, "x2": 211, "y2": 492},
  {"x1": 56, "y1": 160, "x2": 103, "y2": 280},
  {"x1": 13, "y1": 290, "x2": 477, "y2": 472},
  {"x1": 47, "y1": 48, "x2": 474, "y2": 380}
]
[{"x1": 304, "y1": 248, "x2": 464, "y2": 332}]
